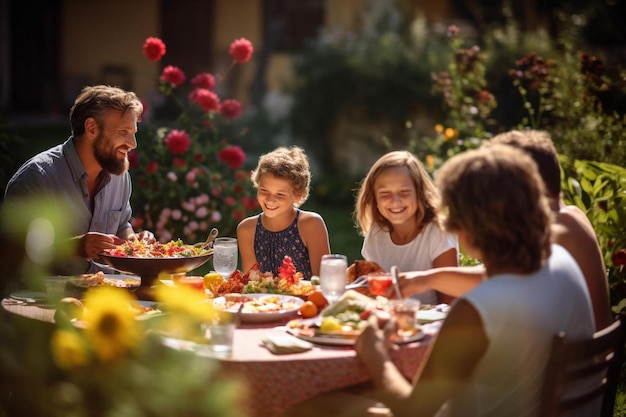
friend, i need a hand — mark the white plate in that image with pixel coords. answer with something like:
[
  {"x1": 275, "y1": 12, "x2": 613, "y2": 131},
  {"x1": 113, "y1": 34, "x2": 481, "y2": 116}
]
[
  {"x1": 213, "y1": 293, "x2": 303, "y2": 323},
  {"x1": 417, "y1": 309, "x2": 447, "y2": 323},
  {"x1": 287, "y1": 327, "x2": 424, "y2": 346}
]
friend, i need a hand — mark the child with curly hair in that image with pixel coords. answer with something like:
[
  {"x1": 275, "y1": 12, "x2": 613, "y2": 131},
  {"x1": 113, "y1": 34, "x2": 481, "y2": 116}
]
[{"x1": 237, "y1": 146, "x2": 330, "y2": 278}]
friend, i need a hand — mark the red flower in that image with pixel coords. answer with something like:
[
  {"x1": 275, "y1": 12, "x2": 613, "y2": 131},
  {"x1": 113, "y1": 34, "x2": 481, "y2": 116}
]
[
  {"x1": 220, "y1": 99, "x2": 243, "y2": 120},
  {"x1": 145, "y1": 160, "x2": 159, "y2": 174},
  {"x1": 232, "y1": 209, "x2": 245, "y2": 223},
  {"x1": 241, "y1": 196, "x2": 258, "y2": 211},
  {"x1": 218, "y1": 145, "x2": 246, "y2": 169},
  {"x1": 172, "y1": 158, "x2": 188, "y2": 167},
  {"x1": 193, "y1": 152, "x2": 204, "y2": 163},
  {"x1": 235, "y1": 170, "x2": 248, "y2": 181},
  {"x1": 189, "y1": 88, "x2": 220, "y2": 113},
  {"x1": 191, "y1": 72, "x2": 215, "y2": 90},
  {"x1": 232, "y1": 184, "x2": 243, "y2": 194},
  {"x1": 139, "y1": 99, "x2": 149, "y2": 121},
  {"x1": 229, "y1": 38, "x2": 254, "y2": 63},
  {"x1": 143, "y1": 37, "x2": 166, "y2": 62},
  {"x1": 613, "y1": 249, "x2": 626, "y2": 266},
  {"x1": 128, "y1": 151, "x2": 139, "y2": 169},
  {"x1": 160, "y1": 65, "x2": 185, "y2": 87},
  {"x1": 225, "y1": 196, "x2": 236, "y2": 206},
  {"x1": 164, "y1": 130, "x2": 192, "y2": 155}
]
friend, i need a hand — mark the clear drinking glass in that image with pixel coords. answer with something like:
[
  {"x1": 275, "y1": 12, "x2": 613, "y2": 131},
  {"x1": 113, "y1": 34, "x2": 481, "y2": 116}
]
[
  {"x1": 319, "y1": 254, "x2": 348, "y2": 304},
  {"x1": 212, "y1": 237, "x2": 238, "y2": 279}
]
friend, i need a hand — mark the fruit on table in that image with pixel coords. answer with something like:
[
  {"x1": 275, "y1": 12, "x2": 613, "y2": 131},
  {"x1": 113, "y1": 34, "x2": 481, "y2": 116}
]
[
  {"x1": 307, "y1": 290, "x2": 328, "y2": 309},
  {"x1": 299, "y1": 301, "x2": 319, "y2": 318},
  {"x1": 204, "y1": 272, "x2": 224, "y2": 289}
]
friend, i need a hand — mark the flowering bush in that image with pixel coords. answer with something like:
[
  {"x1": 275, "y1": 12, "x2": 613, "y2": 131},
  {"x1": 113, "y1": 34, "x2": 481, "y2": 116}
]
[{"x1": 130, "y1": 37, "x2": 259, "y2": 243}]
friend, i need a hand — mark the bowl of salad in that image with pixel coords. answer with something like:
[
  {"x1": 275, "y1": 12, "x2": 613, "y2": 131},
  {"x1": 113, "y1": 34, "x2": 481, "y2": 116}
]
[{"x1": 99, "y1": 239, "x2": 213, "y2": 288}]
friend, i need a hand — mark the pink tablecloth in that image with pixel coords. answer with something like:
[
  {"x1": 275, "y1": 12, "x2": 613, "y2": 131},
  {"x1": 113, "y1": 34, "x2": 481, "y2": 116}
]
[
  {"x1": 183, "y1": 321, "x2": 438, "y2": 417},
  {"x1": 2, "y1": 299, "x2": 437, "y2": 417}
]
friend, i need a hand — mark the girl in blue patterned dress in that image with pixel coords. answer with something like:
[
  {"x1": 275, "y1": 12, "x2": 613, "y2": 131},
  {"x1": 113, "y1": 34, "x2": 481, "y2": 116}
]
[{"x1": 237, "y1": 146, "x2": 330, "y2": 279}]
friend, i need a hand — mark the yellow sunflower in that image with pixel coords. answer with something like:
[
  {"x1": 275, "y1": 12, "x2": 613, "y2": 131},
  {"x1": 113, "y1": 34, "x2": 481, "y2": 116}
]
[
  {"x1": 50, "y1": 328, "x2": 89, "y2": 370},
  {"x1": 82, "y1": 286, "x2": 141, "y2": 362},
  {"x1": 154, "y1": 283, "x2": 215, "y2": 322}
]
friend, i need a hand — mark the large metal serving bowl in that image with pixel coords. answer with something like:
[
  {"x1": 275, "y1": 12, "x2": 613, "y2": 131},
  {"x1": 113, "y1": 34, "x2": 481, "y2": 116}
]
[{"x1": 98, "y1": 252, "x2": 213, "y2": 287}]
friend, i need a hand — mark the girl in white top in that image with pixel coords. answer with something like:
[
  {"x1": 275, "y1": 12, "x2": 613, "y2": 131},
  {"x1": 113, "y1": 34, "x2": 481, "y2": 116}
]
[
  {"x1": 354, "y1": 151, "x2": 458, "y2": 304},
  {"x1": 355, "y1": 145, "x2": 595, "y2": 417}
]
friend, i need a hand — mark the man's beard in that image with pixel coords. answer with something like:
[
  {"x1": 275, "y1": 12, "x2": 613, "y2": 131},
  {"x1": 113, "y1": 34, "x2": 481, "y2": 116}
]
[{"x1": 93, "y1": 132, "x2": 129, "y2": 175}]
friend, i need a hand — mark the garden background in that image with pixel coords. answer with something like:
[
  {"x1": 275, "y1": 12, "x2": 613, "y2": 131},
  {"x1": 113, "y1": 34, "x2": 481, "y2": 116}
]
[{"x1": 1, "y1": 1, "x2": 626, "y2": 415}]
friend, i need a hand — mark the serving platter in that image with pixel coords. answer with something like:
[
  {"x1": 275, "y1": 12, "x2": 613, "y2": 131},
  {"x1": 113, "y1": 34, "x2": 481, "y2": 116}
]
[
  {"x1": 286, "y1": 325, "x2": 424, "y2": 346},
  {"x1": 212, "y1": 293, "x2": 303, "y2": 324}
]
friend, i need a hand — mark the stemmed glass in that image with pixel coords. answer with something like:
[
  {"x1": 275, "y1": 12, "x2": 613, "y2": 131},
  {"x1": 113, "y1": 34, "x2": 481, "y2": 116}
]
[
  {"x1": 319, "y1": 254, "x2": 348, "y2": 304},
  {"x1": 212, "y1": 237, "x2": 239, "y2": 280}
]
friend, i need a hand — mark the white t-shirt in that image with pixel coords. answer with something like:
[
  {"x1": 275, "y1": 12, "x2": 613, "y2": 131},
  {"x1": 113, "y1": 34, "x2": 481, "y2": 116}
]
[
  {"x1": 450, "y1": 244, "x2": 596, "y2": 417},
  {"x1": 361, "y1": 222, "x2": 458, "y2": 304}
]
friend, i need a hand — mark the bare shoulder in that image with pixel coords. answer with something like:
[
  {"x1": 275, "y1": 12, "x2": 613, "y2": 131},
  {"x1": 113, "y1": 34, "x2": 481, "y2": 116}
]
[
  {"x1": 552, "y1": 205, "x2": 596, "y2": 242},
  {"x1": 237, "y1": 215, "x2": 258, "y2": 234},
  {"x1": 298, "y1": 210, "x2": 327, "y2": 226}
]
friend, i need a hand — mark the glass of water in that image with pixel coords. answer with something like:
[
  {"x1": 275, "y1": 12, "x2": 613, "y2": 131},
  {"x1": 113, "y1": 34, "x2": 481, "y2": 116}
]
[
  {"x1": 212, "y1": 237, "x2": 238, "y2": 279},
  {"x1": 319, "y1": 254, "x2": 348, "y2": 304}
]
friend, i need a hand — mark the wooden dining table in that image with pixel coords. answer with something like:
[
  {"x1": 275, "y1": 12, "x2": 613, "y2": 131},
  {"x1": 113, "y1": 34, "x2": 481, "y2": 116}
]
[{"x1": 1, "y1": 295, "x2": 440, "y2": 417}]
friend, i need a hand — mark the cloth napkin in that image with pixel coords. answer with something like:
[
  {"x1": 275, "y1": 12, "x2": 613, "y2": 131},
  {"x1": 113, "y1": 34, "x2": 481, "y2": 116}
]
[{"x1": 262, "y1": 333, "x2": 313, "y2": 355}]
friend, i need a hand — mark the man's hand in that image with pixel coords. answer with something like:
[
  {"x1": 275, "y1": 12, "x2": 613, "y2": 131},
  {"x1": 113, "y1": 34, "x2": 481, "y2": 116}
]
[{"x1": 76, "y1": 232, "x2": 124, "y2": 260}]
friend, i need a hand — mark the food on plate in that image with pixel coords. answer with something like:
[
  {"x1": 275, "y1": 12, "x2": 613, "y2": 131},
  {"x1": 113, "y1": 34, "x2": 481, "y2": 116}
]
[
  {"x1": 215, "y1": 293, "x2": 300, "y2": 314},
  {"x1": 72, "y1": 271, "x2": 140, "y2": 288},
  {"x1": 206, "y1": 257, "x2": 315, "y2": 297},
  {"x1": 102, "y1": 238, "x2": 211, "y2": 258},
  {"x1": 346, "y1": 260, "x2": 384, "y2": 284},
  {"x1": 290, "y1": 290, "x2": 376, "y2": 338}
]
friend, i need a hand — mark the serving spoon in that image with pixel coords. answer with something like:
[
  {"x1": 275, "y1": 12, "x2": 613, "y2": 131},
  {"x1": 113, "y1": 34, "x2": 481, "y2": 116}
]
[{"x1": 194, "y1": 228, "x2": 219, "y2": 249}]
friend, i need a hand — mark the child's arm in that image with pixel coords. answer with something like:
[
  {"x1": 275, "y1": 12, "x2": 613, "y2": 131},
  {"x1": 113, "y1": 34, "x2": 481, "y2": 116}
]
[
  {"x1": 298, "y1": 211, "x2": 331, "y2": 276},
  {"x1": 236, "y1": 217, "x2": 258, "y2": 273}
]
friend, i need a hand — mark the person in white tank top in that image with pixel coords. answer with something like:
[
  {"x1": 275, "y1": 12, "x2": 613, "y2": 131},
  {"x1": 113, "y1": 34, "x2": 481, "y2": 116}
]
[{"x1": 355, "y1": 145, "x2": 595, "y2": 417}]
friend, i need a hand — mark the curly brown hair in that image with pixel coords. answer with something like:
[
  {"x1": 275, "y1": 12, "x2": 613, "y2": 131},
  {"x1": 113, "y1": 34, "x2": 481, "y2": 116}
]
[
  {"x1": 354, "y1": 150, "x2": 440, "y2": 236},
  {"x1": 435, "y1": 145, "x2": 552, "y2": 272},
  {"x1": 70, "y1": 85, "x2": 143, "y2": 137},
  {"x1": 250, "y1": 146, "x2": 311, "y2": 207}
]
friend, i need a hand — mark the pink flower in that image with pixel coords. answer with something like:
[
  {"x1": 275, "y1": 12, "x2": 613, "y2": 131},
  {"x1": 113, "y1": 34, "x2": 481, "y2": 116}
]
[
  {"x1": 172, "y1": 209, "x2": 182, "y2": 220},
  {"x1": 164, "y1": 130, "x2": 192, "y2": 155},
  {"x1": 143, "y1": 37, "x2": 166, "y2": 62},
  {"x1": 139, "y1": 99, "x2": 149, "y2": 121},
  {"x1": 211, "y1": 211, "x2": 222, "y2": 222},
  {"x1": 218, "y1": 145, "x2": 246, "y2": 169},
  {"x1": 229, "y1": 38, "x2": 254, "y2": 63},
  {"x1": 145, "y1": 160, "x2": 159, "y2": 174},
  {"x1": 220, "y1": 99, "x2": 243, "y2": 120},
  {"x1": 195, "y1": 207, "x2": 208, "y2": 218},
  {"x1": 185, "y1": 170, "x2": 196, "y2": 183},
  {"x1": 191, "y1": 72, "x2": 215, "y2": 90},
  {"x1": 189, "y1": 88, "x2": 220, "y2": 113},
  {"x1": 167, "y1": 172, "x2": 178, "y2": 182},
  {"x1": 160, "y1": 65, "x2": 185, "y2": 87}
]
